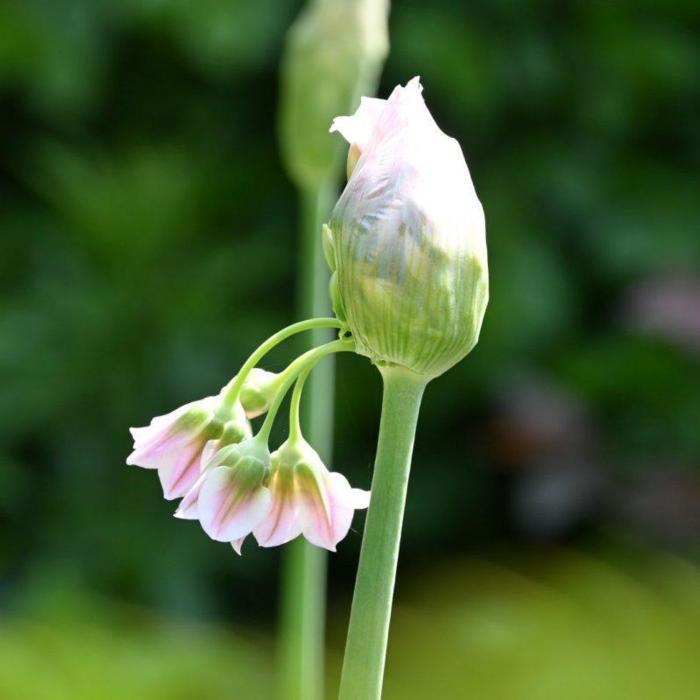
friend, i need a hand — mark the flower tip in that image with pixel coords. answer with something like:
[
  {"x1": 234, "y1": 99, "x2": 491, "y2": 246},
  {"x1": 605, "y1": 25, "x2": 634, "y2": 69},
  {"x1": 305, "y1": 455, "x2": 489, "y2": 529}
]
[
  {"x1": 328, "y1": 115, "x2": 344, "y2": 135},
  {"x1": 352, "y1": 488, "x2": 371, "y2": 510},
  {"x1": 231, "y1": 537, "x2": 245, "y2": 555},
  {"x1": 406, "y1": 75, "x2": 423, "y2": 92}
]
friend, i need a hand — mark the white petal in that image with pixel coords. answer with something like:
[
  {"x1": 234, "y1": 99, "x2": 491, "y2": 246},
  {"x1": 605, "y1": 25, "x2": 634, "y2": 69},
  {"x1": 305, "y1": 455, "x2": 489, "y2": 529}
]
[
  {"x1": 326, "y1": 472, "x2": 368, "y2": 548},
  {"x1": 174, "y1": 471, "x2": 209, "y2": 520},
  {"x1": 330, "y1": 96, "x2": 386, "y2": 151},
  {"x1": 253, "y1": 490, "x2": 303, "y2": 548},
  {"x1": 157, "y1": 442, "x2": 205, "y2": 500},
  {"x1": 298, "y1": 468, "x2": 336, "y2": 552},
  {"x1": 200, "y1": 439, "x2": 221, "y2": 469},
  {"x1": 198, "y1": 467, "x2": 270, "y2": 543}
]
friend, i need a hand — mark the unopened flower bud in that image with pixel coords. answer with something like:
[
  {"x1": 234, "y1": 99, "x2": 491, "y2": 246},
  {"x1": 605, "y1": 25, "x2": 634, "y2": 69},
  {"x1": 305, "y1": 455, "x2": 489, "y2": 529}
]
[
  {"x1": 239, "y1": 368, "x2": 279, "y2": 419},
  {"x1": 279, "y1": 0, "x2": 389, "y2": 188},
  {"x1": 327, "y1": 77, "x2": 489, "y2": 378}
]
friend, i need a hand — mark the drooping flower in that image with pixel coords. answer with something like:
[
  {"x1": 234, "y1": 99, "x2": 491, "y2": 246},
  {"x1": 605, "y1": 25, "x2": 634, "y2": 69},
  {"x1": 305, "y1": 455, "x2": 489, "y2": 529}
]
[
  {"x1": 174, "y1": 433, "x2": 369, "y2": 555},
  {"x1": 326, "y1": 77, "x2": 489, "y2": 379},
  {"x1": 254, "y1": 438, "x2": 370, "y2": 552},
  {"x1": 127, "y1": 393, "x2": 251, "y2": 501},
  {"x1": 193, "y1": 438, "x2": 272, "y2": 551}
]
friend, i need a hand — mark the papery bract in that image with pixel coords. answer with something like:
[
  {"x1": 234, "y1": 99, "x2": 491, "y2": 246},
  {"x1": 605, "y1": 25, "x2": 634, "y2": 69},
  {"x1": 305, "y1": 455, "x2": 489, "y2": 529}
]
[{"x1": 327, "y1": 77, "x2": 489, "y2": 379}]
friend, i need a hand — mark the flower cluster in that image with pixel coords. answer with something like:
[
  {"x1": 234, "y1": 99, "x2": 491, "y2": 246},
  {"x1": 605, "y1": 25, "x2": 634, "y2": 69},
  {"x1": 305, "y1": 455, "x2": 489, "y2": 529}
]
[
  {"x1": 128, "y1": 77, "x2": 488, "y2": 559},
  {"x1": 128, "y1": 345, "x2": 369, "y2": 555}
]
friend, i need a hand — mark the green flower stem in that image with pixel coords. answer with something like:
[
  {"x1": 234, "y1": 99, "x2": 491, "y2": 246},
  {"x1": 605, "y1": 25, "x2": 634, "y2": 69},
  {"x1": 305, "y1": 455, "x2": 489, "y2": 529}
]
[
  {"x1": 280, "y1": 181, "x2": 337, "y2": 700},
  {"x1": 288, "y1": 366, "x2": 311, "y2": 443},
  {"x1": 256, "y1": 339, "x2": 352, "y2": 444},
  {"x1": 338, "y1": 365, "x2": 427, "y2": 700},
  {"x1": 221, "y1": 316, "x2": 340, "y2": 410}
]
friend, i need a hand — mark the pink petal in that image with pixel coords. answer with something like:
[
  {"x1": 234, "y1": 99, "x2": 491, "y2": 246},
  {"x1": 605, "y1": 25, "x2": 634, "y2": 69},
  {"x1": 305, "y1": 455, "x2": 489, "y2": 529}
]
[
  {"x1": 298, "y1": 471, "x2": 370, "y2": 550},
  {"x1": 198, "y1": 467, "x2": 270, "y2": 543},
  {"x1": 296, "y1": 465, "x2": 336, "y2": 551},
  {"x1": 199, "y1": 439, "x2": 221, "y2": 469},
  {"x1": 126, "y1": 431, "x2": 188, "y2": 470},
  {"x1": 326, "y1": 472, "x2": 369, "y2": 547},
  {"x1": 330, "y1": 96, "x2": 387, "y2": 151},
  {"x1": 157, "y1": 439, "x2": 206, "y2": 500},
  {"x1": 126, "y1": 398, "x2": 217, "y2": 473},
  {"x1": 231, "y1": 537, "x2": 246, "y2": 555},
  {"x1": 253, "y1": 470, "x2": 302, "y2": 548},
  {"x1": 174, "y1": 470, "x2": 209, "y2": 520}
]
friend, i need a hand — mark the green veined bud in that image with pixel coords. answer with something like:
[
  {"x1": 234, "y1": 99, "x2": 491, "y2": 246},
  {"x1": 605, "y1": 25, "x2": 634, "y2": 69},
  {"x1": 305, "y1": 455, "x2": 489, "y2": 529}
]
[
  {"x1": 239, "y1": 368, "x2": 280, "y2": 419},
  {"x1": 327, "y1": 78, "x2": 489, "y2": 379}
]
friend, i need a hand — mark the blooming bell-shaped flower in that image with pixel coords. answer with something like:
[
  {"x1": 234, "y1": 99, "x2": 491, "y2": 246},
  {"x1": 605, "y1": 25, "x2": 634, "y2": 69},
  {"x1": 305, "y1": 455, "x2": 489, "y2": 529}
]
[
  {"x1": 127, "y1": 394, "x2": 251, "y2": 501},
  {"x1": 190, "y1": 437, "x2": 272, "y2": 554},
  {"x1": 254, "y1": 438, "x2": 370, "y2": 552},
  {"x1": 175, "y1": 433, "x2": 368, "y2": 555},
  {"x1": 326, "y1": 77, "x2": 489, "y2": 379}
]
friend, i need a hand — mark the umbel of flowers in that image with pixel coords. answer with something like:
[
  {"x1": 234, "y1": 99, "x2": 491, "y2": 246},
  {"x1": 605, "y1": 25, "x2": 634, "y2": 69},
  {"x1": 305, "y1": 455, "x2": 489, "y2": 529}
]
[
  {"x1": 127, "y1": 78, "x2": 487, "y2": 630},
  {"x1": 128, "y1": 322, "x2": 366, "y2": 554}
]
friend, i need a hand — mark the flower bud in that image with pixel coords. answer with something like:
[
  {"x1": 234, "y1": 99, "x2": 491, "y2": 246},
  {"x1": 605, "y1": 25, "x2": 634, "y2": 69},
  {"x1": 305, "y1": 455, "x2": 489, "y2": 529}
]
[
  {"x1": 327, "y1": 77, "x2": 489, "y2": 378},
  {"x1": 278, "y1": 0, "x2": 389, "y2": 188},
  {"x1": 239, "y1": 368, "x2": 279, "y2": 419}
]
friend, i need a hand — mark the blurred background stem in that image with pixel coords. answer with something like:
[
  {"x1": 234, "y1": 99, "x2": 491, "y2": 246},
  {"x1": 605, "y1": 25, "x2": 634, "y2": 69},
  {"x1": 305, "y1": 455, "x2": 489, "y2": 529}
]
[
  {"x1": 278, "y1": 182, "x2": 336, "y2": 700},
  {"x1": 338, "y1": 367, "x2": 426, "y2": 700},
  {"x1": 276, "y1": 2, "x2": 389, "y2": 695}
]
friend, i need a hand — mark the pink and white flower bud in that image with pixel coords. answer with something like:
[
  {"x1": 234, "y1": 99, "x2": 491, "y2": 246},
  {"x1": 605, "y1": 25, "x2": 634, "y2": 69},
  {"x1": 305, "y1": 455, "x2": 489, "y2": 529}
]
[
  {"x1": 127, "y1": 394, "x2": 251, "y2": 501},
  {"x1": 254, "y1": 439, "x2": 369, "y2": 552}
]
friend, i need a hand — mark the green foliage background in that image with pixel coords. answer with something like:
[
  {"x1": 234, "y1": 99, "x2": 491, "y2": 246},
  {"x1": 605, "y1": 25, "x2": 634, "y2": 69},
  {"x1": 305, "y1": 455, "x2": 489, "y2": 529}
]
[{"x1": 0, "y1": 0, "x2": 698, "y2": 697}]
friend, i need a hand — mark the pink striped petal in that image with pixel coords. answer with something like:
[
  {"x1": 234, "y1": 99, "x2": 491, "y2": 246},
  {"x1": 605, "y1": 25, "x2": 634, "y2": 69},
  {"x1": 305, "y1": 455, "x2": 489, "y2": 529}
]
[
  {"x1": 174, "y1": 441, "x2": 246, "y2": 520},
  {"x1": 296, "y1": 462, "x2": 336, "y2": 551},
  {"x1": 324, "y1": 472, "x2": 370, "y2": 548},
  {"x1": 156, "y1": 439, "x2": 207, "y2": 500},
  {"x1": 254, "y1": 469, "x2": 302, "y2": 548},
  {"x1": 174, "y1": 471, "x2": 209, "y2": 520},
  {"x1": 198, "y1": 466, "x2": 270, "y2": 543},
  {"x1": 127, "y1": 397, "x2": 215, "y2": 466}
]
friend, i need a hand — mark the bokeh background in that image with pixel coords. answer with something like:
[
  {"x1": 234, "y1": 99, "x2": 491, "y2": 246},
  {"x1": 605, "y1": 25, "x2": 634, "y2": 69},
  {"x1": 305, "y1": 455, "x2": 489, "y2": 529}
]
[{"x1": 1, "y1": 1, "x2": 699, "y2": 698}]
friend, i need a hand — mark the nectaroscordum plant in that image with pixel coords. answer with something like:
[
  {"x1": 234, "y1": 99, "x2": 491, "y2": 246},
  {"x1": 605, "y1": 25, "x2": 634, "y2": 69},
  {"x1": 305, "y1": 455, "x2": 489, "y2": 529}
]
[{"x1": 127, "y1": 77, "x2": 487, "y2": 700}]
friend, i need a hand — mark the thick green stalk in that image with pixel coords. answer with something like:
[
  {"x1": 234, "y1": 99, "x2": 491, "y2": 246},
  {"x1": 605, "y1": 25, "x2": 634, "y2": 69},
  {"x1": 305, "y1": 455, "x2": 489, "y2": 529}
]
[
  {"x1": 278, "y1": 182, "x2": 337, "y2": 700},
  {"x1": 338, "y1": 366, "x2": 427, "y2": 700}
]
